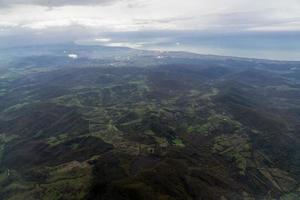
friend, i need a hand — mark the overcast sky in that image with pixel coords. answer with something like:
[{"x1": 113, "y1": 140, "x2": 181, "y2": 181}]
[
  {"x1": 1, "y1": 0, "x2": 300, "y2": 32},
  {"x1": 0, "y1": 0, "x2": 300, "y2": 59}
]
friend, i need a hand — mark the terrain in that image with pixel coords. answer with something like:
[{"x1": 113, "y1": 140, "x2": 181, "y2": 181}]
[{"x1": 0, "y1": 44, "x2": 300, "y2": 200}]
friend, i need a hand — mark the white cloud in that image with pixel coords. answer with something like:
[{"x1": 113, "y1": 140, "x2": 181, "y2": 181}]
[
  {"x1": 0, "y1": 0, "x2": 300, "y2": 38},
  {"x1": 94, "y1": 38, "x2": 112, "y2": 42},
  {"x1": 246, "y1": 19, "x2": 300, "y2": 32},
  {"x1": 0, "y1": 0, "x2": 122, "y2": 7},
  {"x1": 105, "y1": 42, "x2": 144, "y2": 48},
  {"x1": 68, "y1": 54, "x2": 78, "y2": 59}
]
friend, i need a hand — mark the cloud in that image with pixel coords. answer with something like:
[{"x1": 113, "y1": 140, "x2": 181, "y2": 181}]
[
  {"x1": 0, "y1": 0, "x2": 300, "y2": 55},
  {"x1": 94, "y1": 38, "x2": 112, "y2": 42},
  {"x1": 68, "y1": 54, "x2": 78, "y2": 59},
  {"x1": 0, "y1": 0, "x2": 123, "y2": 7},
  {"x1": 1, "y1": 0, "x2": 300, "y2": 33}
]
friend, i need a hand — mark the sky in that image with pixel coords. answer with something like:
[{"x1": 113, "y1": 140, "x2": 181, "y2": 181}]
[{"x1": 0, "y1": 0, "x2": 300, "y2": 60}]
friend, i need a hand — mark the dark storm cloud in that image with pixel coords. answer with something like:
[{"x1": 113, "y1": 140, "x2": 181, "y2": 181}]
[{"x1": 0, "y1": 0, "x2": 122, "y2": 7}]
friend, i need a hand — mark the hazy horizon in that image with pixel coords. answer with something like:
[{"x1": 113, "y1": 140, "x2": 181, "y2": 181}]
[{"x1": 1, "y1": 0, "x2": 300, "y2": 60}]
